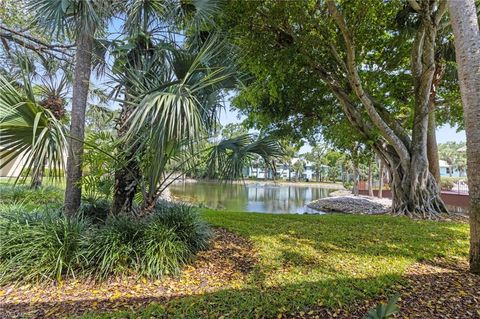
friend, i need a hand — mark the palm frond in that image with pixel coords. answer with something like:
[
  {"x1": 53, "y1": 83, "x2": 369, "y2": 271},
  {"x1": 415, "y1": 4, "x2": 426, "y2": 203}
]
[
  {"x1": 0, "y1": 74, "x2": 67, "y2": 184},
  {"x1": 206, "y1": 134, "x2": 285, "y2": 180}
]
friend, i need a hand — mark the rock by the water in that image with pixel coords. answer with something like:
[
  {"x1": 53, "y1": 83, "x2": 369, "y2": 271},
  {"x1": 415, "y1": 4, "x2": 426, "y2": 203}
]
[{"x1": 307, "y1": 195, "x2": 391, "y2": 215}]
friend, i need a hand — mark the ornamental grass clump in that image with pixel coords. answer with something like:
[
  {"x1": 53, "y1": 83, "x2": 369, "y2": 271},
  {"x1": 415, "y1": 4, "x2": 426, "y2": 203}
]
[
  {"x1": 152, "y1": 201, "x2": 212, "y2": 253},
  {"x1": 0, "y1": 208, "x2": 88, "y2": 283},
  {"x1": 0, "y1": 201, "x2": 212, "y2": 283}
]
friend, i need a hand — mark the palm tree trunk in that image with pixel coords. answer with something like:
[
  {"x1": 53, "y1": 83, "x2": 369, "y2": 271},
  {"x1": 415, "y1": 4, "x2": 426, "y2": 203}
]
[
  {"x1": 30, "y1": 159, "x2": 45, "y2": 189},
  {"x1": 64, "y1": 32, "x2": 94, "y2": 216},
  {"x1": 447, "y1": 0, "x2": 480, "y2": 274},
  {"x1": 112, "y1": 103, "x2": 142, "y2": 215}
]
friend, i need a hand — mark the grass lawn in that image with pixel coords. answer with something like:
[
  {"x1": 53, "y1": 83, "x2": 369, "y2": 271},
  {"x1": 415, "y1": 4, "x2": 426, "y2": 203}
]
[{"x1": 79, "y1": 210, "x2": 469, "y2": 318}]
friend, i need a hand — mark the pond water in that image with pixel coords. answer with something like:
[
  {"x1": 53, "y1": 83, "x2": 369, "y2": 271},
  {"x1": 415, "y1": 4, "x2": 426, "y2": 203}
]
[{"x1": 169, "y1": 182, "x2": 340, "y2": 214}]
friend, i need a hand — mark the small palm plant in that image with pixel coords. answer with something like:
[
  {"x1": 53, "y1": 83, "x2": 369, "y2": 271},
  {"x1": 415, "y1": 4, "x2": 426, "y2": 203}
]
[{"x1": 363, "y1": 294, "x2": 400, "y2": 319}]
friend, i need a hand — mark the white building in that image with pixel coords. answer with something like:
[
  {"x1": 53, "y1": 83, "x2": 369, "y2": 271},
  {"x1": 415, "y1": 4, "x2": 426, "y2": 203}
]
[{"x1": 245, "y1": 158, "x2": 329, "y2": 181}]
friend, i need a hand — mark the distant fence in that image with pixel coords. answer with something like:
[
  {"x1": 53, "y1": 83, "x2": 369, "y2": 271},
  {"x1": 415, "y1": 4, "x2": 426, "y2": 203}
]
[{"x1": 357, "y1": 180, "x2": 470, "y2": 211}]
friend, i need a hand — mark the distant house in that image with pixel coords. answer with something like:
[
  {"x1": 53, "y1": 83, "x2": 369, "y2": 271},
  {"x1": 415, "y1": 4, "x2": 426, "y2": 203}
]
[
  {"x1": 245, "y1": 158, "x2": 329, "y2": 181},
  {"x1": 439, "y1": 160, "x2": 462, "y2": 177}
]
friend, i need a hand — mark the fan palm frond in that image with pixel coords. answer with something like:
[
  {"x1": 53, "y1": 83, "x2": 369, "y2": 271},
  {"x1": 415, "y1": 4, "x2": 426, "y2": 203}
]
[
  {"x1": 207, "y1": 134, "x2": 285, "y2": 180},
  {"x1": 0, "y1": 74, "x2": 68, "y2": 185}
]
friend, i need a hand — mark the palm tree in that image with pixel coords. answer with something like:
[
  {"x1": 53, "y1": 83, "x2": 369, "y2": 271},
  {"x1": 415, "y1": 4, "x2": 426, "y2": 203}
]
[
  {"x1": 447, "y1": 0, "x2": 480, "y2": 274},
  {"x1": 0, "y1": 74, "x2": 67, "y2": 187},
  {"x1": 114, "y1": 35, "x2": 234, "y2": 214},
  {"x1": 109, "y1": 0, "x2": 227, "y2": 214},
  {"x1": 292, "y1": 159, "x2": 305, "y2": 181},
  {"x1": 439, "y1": 145, "x2": 456, "y2": 177},
  {"x1": 31, "y1": 0, "x2": 111, "y2": 215}
]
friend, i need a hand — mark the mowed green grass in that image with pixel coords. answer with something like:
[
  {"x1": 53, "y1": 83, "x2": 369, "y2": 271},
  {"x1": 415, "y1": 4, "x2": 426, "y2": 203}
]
[{"x1": 81, "y1": 210, "x2": 469, "y2": 318}]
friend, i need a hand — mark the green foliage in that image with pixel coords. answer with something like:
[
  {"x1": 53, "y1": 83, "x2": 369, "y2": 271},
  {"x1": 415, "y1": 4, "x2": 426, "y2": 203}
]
[
  {"x1": 0, "y1": 197, "x2": 211, "y2": 283},
  {"x1": 0, "y1": 209, "x2": 88, "y2": 283},
  {"x1": 0, "y1": 183, "x2": 64, "y2": 207},
  {"x1": 206, "y1": 134, "x2": 285, "y2": 179},
  {"x1": 82, "y1": 131, "x2": 116, "y2": 200},
  {"x1": 438, "y1": 141, "x2": 467, "y2": 176},
  {"x1": 0, "y1": 74, "x2": 68, "y2": 185},
  {"x1": 440, "y1": 179, "x2": 455, "y2": 191},
  {"x1": 152, "y1": 202, "x2": 212, "y2": 253},
  {"x1": 78, "y1": 198, "x2": 111, "y2": 223},
  {"x1": 136, "y1": 221, "x2": 190, "y2": 279},
  {"x1": 363, "y1": 295, "x2": 400, "y2": 319},
  {"x1": 83, "y1": 204, "x2": 210, "y2": 280},
  {"x1": 83, "y1": 215, "x2": 144, "y2": 279}
]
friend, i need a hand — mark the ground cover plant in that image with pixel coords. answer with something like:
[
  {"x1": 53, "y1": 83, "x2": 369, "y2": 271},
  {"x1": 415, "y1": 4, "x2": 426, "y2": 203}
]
[{"x1": 0, "y1": 200, "x2": 211, "y2": 284}]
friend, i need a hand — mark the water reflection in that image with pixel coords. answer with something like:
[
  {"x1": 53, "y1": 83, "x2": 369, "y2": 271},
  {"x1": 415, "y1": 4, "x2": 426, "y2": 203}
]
[{"x1": 169, "y1": 182, "x2": 337, "y2": 214}]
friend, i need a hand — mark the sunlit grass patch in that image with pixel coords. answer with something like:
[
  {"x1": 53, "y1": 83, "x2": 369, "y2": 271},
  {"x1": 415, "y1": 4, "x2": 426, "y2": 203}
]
[{"x1": 80, "y1": 210, "x2": 469, "y2": 318}]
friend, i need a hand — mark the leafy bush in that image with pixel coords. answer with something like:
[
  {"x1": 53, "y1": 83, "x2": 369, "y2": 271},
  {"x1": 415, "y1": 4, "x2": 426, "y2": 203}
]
[
  {"x1": 137, "y1": 220, "x2": 190, "y2": 278},
  {"x1": 0, "y1": 208, "x2": 88, "y2": 283},
  {"x1": 152, "y1": 201, "x2": 212, "y2": 253},
  {"x1": 343, "y1": 181, "x2": 353, "y2": 190},
  {"x1": 83, "y1": 215, "x2": 142, "y2": 279},
  {"x1": 440, "y1": 179, "x2": 455, "y2": 191},
  {"x1": 79, "y1": 198, "x2": 111, "y2": 223}
]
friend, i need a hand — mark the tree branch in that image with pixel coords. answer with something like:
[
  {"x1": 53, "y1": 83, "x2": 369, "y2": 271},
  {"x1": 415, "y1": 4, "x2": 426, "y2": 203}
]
[
  {"x1": 326, "y1": 0, "x2": 411, "y2": 166},
  {"x1": 408, "y1": 0, "x2": 422, "y2": 12}
]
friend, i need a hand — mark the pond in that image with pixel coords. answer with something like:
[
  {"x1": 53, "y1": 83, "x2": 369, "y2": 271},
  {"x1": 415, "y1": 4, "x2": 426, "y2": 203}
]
[{"x1": 169, "y1": 181, "x2": 340, "y2": 214}]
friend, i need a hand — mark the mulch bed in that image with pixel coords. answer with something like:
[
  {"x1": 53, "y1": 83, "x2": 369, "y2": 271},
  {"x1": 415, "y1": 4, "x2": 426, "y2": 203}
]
[
  {"x1": 0, "y1": 228, "x2": 257, "y2": 319},
  {"x1": 1, "y1": 229, "x2": 479, "y2": 319}
]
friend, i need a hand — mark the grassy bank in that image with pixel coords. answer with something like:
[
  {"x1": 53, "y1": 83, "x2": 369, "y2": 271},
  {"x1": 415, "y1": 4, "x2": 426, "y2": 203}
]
[{"x1": 80, "y1": 210, "x2": 469, "y2": 318}]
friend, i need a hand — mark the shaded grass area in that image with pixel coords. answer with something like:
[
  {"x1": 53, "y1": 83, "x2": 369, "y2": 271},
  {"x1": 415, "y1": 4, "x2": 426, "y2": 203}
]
[{"x1": 79, "y1": 210, "x2": 469, "y2": 318}]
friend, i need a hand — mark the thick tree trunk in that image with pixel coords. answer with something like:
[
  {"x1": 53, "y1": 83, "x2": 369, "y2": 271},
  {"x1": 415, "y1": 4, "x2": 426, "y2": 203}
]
[
  {"x1": 427, "y1": 61, "x2": 444, "y2": 185},
  {"x1": 319, "y1": 1, "x2": 449, "y2": 219},
  {"x1": 112, "y1": 158, "x2": 141, "y2": 214},
  {"x1": 447, "y1": 0, "x2": 480, "y2": 274},
  {"x1": 367, "y1": 161, "x2": 374, "y2": 197},
  {"x1": 381, "y1": 148, "x2": 447, "y2": 219},
  {"x1": 64, "y1": 32, "x2": 94, "y2": 216}
]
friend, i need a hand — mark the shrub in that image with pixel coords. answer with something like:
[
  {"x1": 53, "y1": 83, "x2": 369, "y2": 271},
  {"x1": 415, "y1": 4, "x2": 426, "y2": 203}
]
[
  {"x1": 137, "y1": 221, "x2": 190, "y2": 278},
  {"x1": 79, "y1": 198, "x2": 111, "y2": 223},
  {"x1": 343, "y1": 181, "x2": 353, "y2": 190},
  {"x1": 0, "y1": 208, "x2": 88, "y2": 283},
  {"x1": 83, "y1": 215, "x2": 146, "y2": 279},
  {"x1": 83, "y1": 205, "x2": 208, "y2": 280},
  {"x1": 152, "y1": 202, "x2": 212, "y2": 253},
  {"x1": 0, "y1": 201, "x2": 212, "y2": 283},
  {"x1": 440, "y1": 179, "x2": 455, "y2": 191}
]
